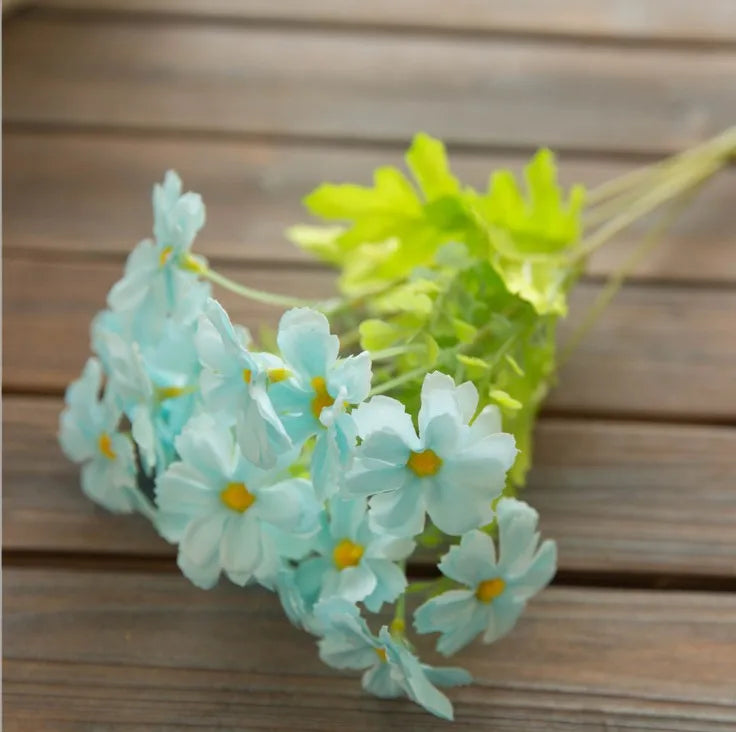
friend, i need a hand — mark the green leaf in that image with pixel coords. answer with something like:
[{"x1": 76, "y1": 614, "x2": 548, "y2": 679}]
[
  {"x1": 406, "y1": 132, "x2": 460, "y2": 201},
  {"x1": 304, "y1": 166, "x2": 421, "y2": 220},
  {"x1": 504, "y1": 353, "x2": 525, "y2": 377},
  {"x1": 423, "y1": 334, "x2": 440, "y2": 366},
  {"x1": 457, "y1": 354, "x2": 490, "y2": 379},
  {"x1": 374, "y1": 279, "x2": 439, "y2": 317},
  {"x1": 451, "y1": 318, "x2": 477, "y2": 344},
  {"x1": 286, "y1": 225, "x2": 344, "y2": 263},
  {"x1": 359, "y1": 319, "x2": 402, "y2": 351},
  {"x1": 489, "y1": 389, "x2": 522, "y2": 412}
]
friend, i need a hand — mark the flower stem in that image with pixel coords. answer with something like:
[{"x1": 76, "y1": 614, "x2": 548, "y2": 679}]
[
  {"x1": 575, "y1": 153, "x2": 722, "y2": 260},
  {"x1": 198, "y1": 263, "x2": 345, "y2": 313},
  {"x1": 560, "y1": 178, "x2": 707, "y2": 365}
]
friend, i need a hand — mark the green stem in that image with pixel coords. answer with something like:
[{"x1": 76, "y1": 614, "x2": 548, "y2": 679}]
[
  {"x1": 585, "y1": 125, "x2": 736, "y2": 207},
  {"x1": 198, "y1": 263, "x2": 344, "y2": 312},
  {"x1": 390, "y1": 564, "x2": 407, "y2": 636},
  {"x1": 560, "y1": 179, "x2": 707, "y2": 366},
  {"x1": 369, "y1": 364, "x2": 429, "y2": 396},
  {"x1": 369, "y1": 344, "x2": 425, "y2": 361},
  {"x1": 575, "y1": 154, "x2": 722, "y2": 260}
]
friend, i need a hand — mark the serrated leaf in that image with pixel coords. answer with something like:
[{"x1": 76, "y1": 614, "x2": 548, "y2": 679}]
[
  {"x1": 406, "y1": 132, "x2": 460, "y2": 201},
  {"x1": 304, "y1": 166, "x2": 421, "y2": 220},
  {"x1": 286, "y1": 224, "x2": 344, "y2": 262}
]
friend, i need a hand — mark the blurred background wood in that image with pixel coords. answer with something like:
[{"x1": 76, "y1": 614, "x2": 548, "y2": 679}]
[{"x1": 3, "y1": 2, "x2": 735, "y2": 728}]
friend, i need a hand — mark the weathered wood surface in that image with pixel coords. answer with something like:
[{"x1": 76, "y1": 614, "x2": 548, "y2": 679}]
[
  {"x1": 5, "y1": 257, "x2": 736, "y2": 419},
  {"x1": 5, "y1": 131, "x2": 736, "y2": 282},
  {"x1": 5, "y1": 16, "x2": 736, "y2": 155},
  {"x1": 32, "y1": 0, "x2": 736, "y2": 44},
  {"x1": 6, "y1": 396, "x2": 736, "y2": 576},
  {"x1": 4, "y1": 4, "x2": 736, "y2": 729},
  {"x1": 5, "y1": 569, "x2": 736, "y2": 731}
]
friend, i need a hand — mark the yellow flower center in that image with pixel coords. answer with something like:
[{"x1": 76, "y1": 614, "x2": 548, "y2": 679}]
[
  {"x1": 181, "y1": 253, "x2": 206, "y2": 274},
  {"x1": 242, "y1": 368, "x2": 252, "y2": 384},
  {"x1": 220, "y1": 482, "x2": 256, "y2": 513},
  {"x1": 97, "y1": 432, "x2": 116, "y2": 460},
  {"x1": 159, "y1": 245, "x2": 173, "y2": 267},
  {"x1": 406, "y1": 449, "x2": 443, "y2": 477},
  {"x1": 157, "y1": 385, "x2": 186, "y2": 400},
  {"x1": 475, "y1": 578, "x2": 506, "y2": 603},
  {"x1": 374, "y1": 647, "x2": 387, "y2": 663},
  {"x1": 311, "y1": 376, "x2": 335, "y2": 419},
  {"x1": 268, "y1": 367, "x2": 291, "y2": 384},
  {"x1": 332, "y1": 538, "x2": 364, "y2": 570}
]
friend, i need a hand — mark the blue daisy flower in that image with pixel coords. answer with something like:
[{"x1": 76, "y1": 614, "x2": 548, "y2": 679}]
[
  {"x1": 347, "y1": 371, "x2": 517, "y2": 537},
  {"x1": 95, "y1": 318, "x2": 201, "y2": 475},
  {"x1": 294, "y1": 497, "x2": 413, "y2": 612},
  {"x1": 107, "y1": 170, "x2": 209, "y2": 325},
  {"x1": 195, "y1": 298, "x2": 292, "y2": 468},
  {"x1": 271, "y1": 307, "x2": 372, "y2": 500},
  {"x1": 58, "y1": 358, "x2": 144, "y2": 514},
  {"x1": 155, "y1": 414, "x2": 320, "y2": 590},
  {"x1": 413, "y1": 498, "x2": 557, "y2": 655},
  {"x1": 318, "y1": 605, "x2": 472, "y2": 720}
]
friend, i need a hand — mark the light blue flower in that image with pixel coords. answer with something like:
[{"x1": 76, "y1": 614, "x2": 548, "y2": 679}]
[
  {"x1": 155, "y1": 413, "x2": 320, "y2": 590},
  {"x1": 195, "y1": 298, "x2": 292, "y2": 468},
  {"x1": 58, "y1": 358, "x2": 143, "y2": 514},
  {"x1": 95, "y1": 318, "x2": 201, "y2": 475},
  {"x1": 318, "y1": 607, "x2": 472, "y2": 720},
  {"x1": 347, "y1": 371, "x2": 517, "y2": 537},
  {"x1": 107, "y1": 171, "x2": 210, "y2": 325},
  {"x1": 271, "y1": 307, "x2": 371, "y2": 500},
  {"x1": 414, "y1": 498, "x2": 557, "y2": 655},
  {"x1": 294, "y1": 497, "x2": 413, "y2": 612}
]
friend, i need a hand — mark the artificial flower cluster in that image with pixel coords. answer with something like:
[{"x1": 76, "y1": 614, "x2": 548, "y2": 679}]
[{"x1": 60, "y1": 166, "x2": 557, "y2": 720}]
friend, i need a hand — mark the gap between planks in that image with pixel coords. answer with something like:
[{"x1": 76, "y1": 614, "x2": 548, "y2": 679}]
[
  {"x1": 5, "y1": 257, "x2": 736, "y2": 421},
  {"x1": 18, "y1": 0, "x2": 736, "y2": 49},
  {"x1": 4, "y1": 15, "x2": 736, "y2": 157},
  {"x1": 5, "y1": 395, "x2": 736, "y2": 579},
  {"x1": 4, "y1": 550, "x2": 736, "y2": 594},
  {"x1": 4, "y1": 568, "x2": 736, "y2": 730}
]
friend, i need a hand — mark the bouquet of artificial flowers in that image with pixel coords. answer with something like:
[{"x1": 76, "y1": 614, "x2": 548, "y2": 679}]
[{"x1": 59, "y1": 130, "x2": 735, "y2": 720}]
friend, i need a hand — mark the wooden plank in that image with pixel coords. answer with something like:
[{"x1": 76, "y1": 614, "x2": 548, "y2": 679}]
[
  {"x1": 33, "y1": 0, "x2": 736, "y2": 44},
  {"x1": 5, "y1": 131, "x2": 736, "y2": 283},
  {"x1": 4, "y1": 257, "x2": 736, "y2": 418},
  {"x1": 6, "y1": 395, "x2": 736, "y2": 576},
  {"x1": 4, "y1": 568, "x2": 736, "y2": 730},
  {"x1": 4, "y1": 17, "x2": 736, "y2": 155}
]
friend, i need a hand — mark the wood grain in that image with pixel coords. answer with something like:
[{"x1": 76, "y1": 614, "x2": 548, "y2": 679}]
[
  {"x1": 4, "y1": 17, "x2": 736, "y2": 155},
  {"x1": 5, "y1": 257, "x2": 736, "y2": 419},
  {"x1": 5, "y1": 131, "x2": 736, "y2": 283},
  {"x1": 32, "y1": 0, "x2": 736, "y2": 44},
  {"x1": 6, "y1": 395, "x2": 736, "y2": 576},
  {"x1": 4, "y1": 568, "x2": 736, "y2": 730}
]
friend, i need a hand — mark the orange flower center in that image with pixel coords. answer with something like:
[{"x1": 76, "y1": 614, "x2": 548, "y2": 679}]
[
  {"x1": 475, "y1": 578, "x2": 506, "y2": 603},
  {"x1": 242, "y1": 368, "x2": 252, "y2": 384},
  {"x1": 97, "y1": 432, "x2": 117, "y2": 460},
  {"x1": 159, "y1": 245, "x2": 173, "y2": 267},
  {"x1": 332, "y1": 538, "x2": 364, "y2": 570},
  {"x1": 374, "y1": 647, "x2": 387, "y2": 663},
  {"x1": 406, "y1": 449, "x2": 442, "y2": 477},
  {"x1": 310, "y1": 376, "x2": 335, "y2": 419},
  {"x1": 220, "y1": 482, "x2": 256, "y2": 513}
]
